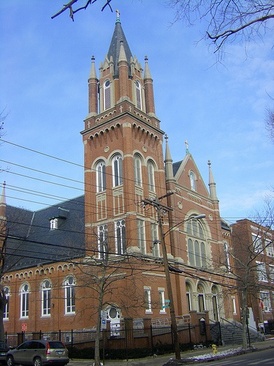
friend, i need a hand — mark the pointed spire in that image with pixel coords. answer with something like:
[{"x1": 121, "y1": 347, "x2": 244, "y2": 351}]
[
  {"x1": 165, "y1": 135, "x2": 174, "y2": 180},
  {"x1": 144, "y1": 56, "x2": 152, "y2": 79},
  {"x1": 107, "y1": 11, "x2": 132, "y2": 77},
  {"x1": 88, "y1": 56, "x2": 98, "y2": 116},
  {"x1": 143, "y1": 56, "x2": 155, "y2": 115},
  {"x1": 118, "y1": 41, "x2": 127, "y2": 63},
  {"x1": 89, "y1": 55, "x2": 97, "y2": 80},
  {"x1": 208, "y1": 160, "x2": 218, "y2": 201},
  {"x1": 185, "y1": 140, "x2": 190, "y2": 155}
]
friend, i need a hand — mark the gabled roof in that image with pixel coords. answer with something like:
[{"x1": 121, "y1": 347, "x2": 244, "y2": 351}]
[
  {"x1": 107, "y1": 17, "x2": 133, "y2": 77},
  {"x1": 172, "y1": 154, "x2": 210, "y2": 197},
  {"x1": 4, "y1": 195, "x2": 85, "y2": 272}
]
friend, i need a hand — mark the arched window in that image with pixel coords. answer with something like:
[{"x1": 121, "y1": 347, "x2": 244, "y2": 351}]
[
  {"x1": 197, "y1": 284, "x2": 205, "y2": 312},
  {"x1": 187, "y1": 216, "x2": 207, "y2": 268},
  {"x1": 137, "y1": 219, "x2": 146, "y2": 253},
  {"x1": 3, "y1": 287, "x2": 10, "y2": 319},
  {"x1": 188, "y1": 239, "x2": 195, "y2": 266},
  {"x1": 64, "y1": 276, "x2": 75, "y2": 314},
  {"x1": 186, "y1": 282, "x2": 192, "y2": 312},
  {"x1": 115, "y1": 219, "x2": 126, "y2": 255},
  {"x1": 189, "y1": 171, "x2": 196, "y2": 191},
  {"x1": 224, "y1": 242, "x2": 231, "y2": 271},
  {"x1": 50, "y1": 218, "x2": 58, "y2": 230},
  {"x1": 98, "y1": 224, "x2": 108, "y2": 260},
  {"x1": 41, "y1": 280, "x2": 51, "y2": 316},
  {"x1": 212, "y1": 285, "x2": 219, "y2": 321},
  {"x1": 151, "y1": 222, "x2": 160, "y2": 257},
  {"x1": 200, "y1": 242, "x2": 206, "y2": 267},
  {"x1": 159, "y1": 288, "x2": 166, "y2": 313},
  {"x1": 147, "y1": 160, "x2": 155, "y2": 192},
  {"x1": 134, "y1": 154, "x2": 142, "y2": 187},
  {"x1": 20, "y1": 283, "x2": 29, "y2": 318},
  {"x1": 96, "y1": 160, "x2": 106, "y2": 192},
  {"x1": 194, "y1": 240, "x2": 201, "y2": 267},
  {"x1": 135, "y1": 80, "x2": 142, "y2": 110},
  {"x1": 112, "y1": 154, "x2": 123, "y2": 187},
  {"x1": 144, "y1": 287, "x2": 152, "y2": 313},
  {"x1": 104, "y1": 80, "x2": 111, "y2": 110}
]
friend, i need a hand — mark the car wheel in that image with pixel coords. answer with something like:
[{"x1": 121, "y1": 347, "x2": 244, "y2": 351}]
[
  {"x1": 33, "y1": 357, "x2": 42, "y2": 366},
  {"x1": 7, "y1": 356, "x2": 14, "y2": 366}
]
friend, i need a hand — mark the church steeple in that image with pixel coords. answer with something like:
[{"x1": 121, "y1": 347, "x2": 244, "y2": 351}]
[
  {"x1": 81, "y1": 13, "x2": 165, "y2": 259},
  {"x1": 83, "y1": 12, "x2": 159, "y2": 130},
  {"x1": 107, "y1": 10, "x2": 133, "y2": 78}
]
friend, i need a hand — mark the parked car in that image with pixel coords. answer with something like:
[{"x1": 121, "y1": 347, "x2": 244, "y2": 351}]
[
  {"x1": 6, "y1": 340, "x2": 69, "y2": 366},
  {"x1": 0, "y1": 342, "x2": 9, "y2": 364}
]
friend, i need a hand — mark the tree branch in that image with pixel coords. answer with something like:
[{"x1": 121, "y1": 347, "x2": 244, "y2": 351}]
[
  {"x1": 207, "y1": 13, "x2": 274, "y2": 51},
  {"x1": 51, "y1": 0, "x2": 113, "y2": 21}
]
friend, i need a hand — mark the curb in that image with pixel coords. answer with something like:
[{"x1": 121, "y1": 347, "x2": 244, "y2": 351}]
[{"x1": 162, "y1": 344, "x2": 274, "y2": 365}]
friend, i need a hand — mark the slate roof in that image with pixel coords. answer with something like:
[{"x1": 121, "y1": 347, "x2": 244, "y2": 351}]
[
  {"x1": 107, "y1": 18, "x2": 133, "y2": 77},
  {"x1": 173, "y1": 161, "x2": 182, "y2": 177},
  {"x1": 221, "y1": 218, "x2": 231, "y2": 232},
  {"x1": 4, "y1": 195, "x2": 85, "y2": 272}
]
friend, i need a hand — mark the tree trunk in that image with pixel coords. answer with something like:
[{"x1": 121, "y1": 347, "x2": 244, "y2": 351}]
[
  {"x1": 94, "y1": 310, "x2": 102, "y2": 366},
  {"x1": 0, "y1": 290, "x2": 7, "y2": 342},
  {"x1": 241, "y1": 289, "x2": 248, "y2": 350},
  {"x1": 94, "y1": 278, "x2": 105, "y2": 366}
]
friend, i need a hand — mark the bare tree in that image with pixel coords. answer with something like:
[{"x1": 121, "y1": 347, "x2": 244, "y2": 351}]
[
  {"x1": 72, "y1": 232, "x2": 157, "y2": 366},
  {"x1": 229, "y1": 202, "x2": 274, "y2": 349},
  {"x1": 0, "y1": 108, "x2": 8, "y2": 141},
  {"x1": 0, "y1": 227, "x2": 7, "y2": 342},
  {"x1": 168, "y1": 1, "x2": 274, "y2": 52},
  {"x1": 266, "y1": 108, "x2": 274, "y2": 143},
  {"x1": 0, "y1": 112, "x2": 8, "y2": 341},
  {"x1": 51, "y1": 0, "x2": 113, "y2": 21}
]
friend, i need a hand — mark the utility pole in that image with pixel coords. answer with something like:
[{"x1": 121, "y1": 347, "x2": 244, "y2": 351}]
[{"x1": 142, "y1": 193, "x2": 181, "y2": 360}]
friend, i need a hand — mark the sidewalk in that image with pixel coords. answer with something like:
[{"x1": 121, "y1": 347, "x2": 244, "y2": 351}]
[{"x1": 68, "y1": 337, "x2": 274, "y2": 366}]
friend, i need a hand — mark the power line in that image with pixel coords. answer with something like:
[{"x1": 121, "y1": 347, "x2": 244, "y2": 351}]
[
  {"x1": 1, "y1": 139, "x2": 83, "y2": 168},
  {"x1": 0, "y1": 159, "x2": 83, "y2": 185},
  {"x1": 2, "y1": 138, "x2": 271, "y2": 225}
]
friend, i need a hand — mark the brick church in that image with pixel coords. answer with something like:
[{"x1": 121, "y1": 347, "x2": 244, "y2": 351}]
[{"x1": 0, "y1": 14, "x2": 240, "y2": 338}]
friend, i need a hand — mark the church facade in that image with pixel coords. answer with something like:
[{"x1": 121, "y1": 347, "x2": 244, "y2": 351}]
[{"x1": 0, "y1": 15, "x2": 240, "y2": 338}]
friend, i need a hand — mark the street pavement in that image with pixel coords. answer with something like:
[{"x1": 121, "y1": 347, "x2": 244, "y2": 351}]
[{"x1": 68, "y1": 337, "x2": 274, "y2": 366}]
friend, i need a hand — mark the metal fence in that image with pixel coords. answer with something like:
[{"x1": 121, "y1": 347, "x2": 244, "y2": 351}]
[{"x1": 5, "y1": 320, "x2": 218, "y2": 360}]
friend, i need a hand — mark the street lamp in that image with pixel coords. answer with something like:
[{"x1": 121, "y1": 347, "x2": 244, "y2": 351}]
[{"x1": 158, "y1": 213, "x2": 206, "y2": 360}]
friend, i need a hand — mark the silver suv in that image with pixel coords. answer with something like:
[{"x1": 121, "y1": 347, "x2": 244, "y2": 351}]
[{"x1": 6, "y1": 340, "x2": 69, "y2": 366}]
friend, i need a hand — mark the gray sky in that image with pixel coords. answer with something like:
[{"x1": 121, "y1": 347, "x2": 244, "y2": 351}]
[{"x1": 1, "y1": 0, "x2": 274, "y2": 224}]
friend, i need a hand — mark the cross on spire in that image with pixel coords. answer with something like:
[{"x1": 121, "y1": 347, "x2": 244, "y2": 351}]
[{"x1": 116, "y1": 9, "x2": 120, "y2": 22}]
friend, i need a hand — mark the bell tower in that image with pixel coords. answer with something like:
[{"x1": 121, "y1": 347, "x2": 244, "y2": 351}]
[{"x1": 81, "y1": 13, "x2": 166, "y2": 258}]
